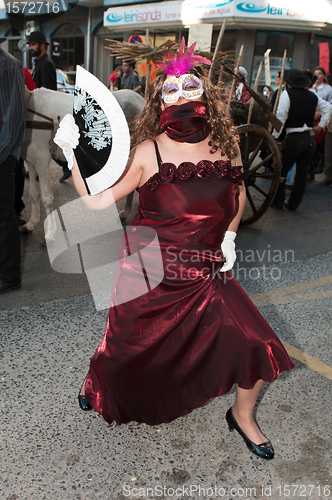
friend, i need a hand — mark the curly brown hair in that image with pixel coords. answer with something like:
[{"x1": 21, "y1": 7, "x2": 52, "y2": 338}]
[{"x1": 130, "y1": 65, "x2": 239, "y2": 159}]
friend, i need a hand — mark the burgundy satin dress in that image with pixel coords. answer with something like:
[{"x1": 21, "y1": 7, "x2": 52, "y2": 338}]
[{"x1": 85, "y1": 144, "x2": 295, "y2": 426}]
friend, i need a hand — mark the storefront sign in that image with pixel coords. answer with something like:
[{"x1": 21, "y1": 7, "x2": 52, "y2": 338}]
[
  {"x1": 104, "y1": 0, "x2": 332, "y2": 27},
  {"x1": 52, "y1": 40, "x2": 61, "y2": 58},
  {"x1": 235, "y1": 0, "x2": 332, "y2": 23},
  {"x1": 104, "y1": 0, "x2": 232, "y2": 27},
  {"x1": 104, "y1": 1, "x2": 182, "y2": 26}
]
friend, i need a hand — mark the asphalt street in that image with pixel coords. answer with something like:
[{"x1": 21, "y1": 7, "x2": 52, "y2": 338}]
[{"x1": 1, "y1": 160, "x2": 332, "y2": 500}]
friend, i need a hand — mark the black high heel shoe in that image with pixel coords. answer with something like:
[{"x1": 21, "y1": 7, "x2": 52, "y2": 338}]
[
  {"x1": 225, "y1": 408, "x2": 274, "y2": 460},
  {"x1": 78, "y1": 377, "x2": 93, "y2": 411}
]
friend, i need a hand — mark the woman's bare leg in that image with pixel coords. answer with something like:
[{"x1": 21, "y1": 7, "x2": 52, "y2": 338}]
[
  {"x1": 232, "y1": 380, "x2": 268, "y2": 444},
  {"x1": 79, "y1": 375, "x2": 88, "y2": 396}
]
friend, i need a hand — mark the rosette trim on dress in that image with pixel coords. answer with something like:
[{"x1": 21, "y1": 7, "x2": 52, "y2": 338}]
[{"x1": 145, "y1": 161, "x2": 244, "y2": 191}]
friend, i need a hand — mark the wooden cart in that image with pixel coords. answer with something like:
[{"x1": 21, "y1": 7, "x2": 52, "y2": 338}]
[{"x1": 230, "y1": 100, "x2": 282, "y2": 226}]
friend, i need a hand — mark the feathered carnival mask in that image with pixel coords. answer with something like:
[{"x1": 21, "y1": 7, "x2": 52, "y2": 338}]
[{"x1": 157, "y1": 37, "x2": 211, "y2": 104}]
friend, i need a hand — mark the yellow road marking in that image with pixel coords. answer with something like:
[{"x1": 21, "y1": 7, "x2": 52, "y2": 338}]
[
  {"x1": 250, "y1": 275, "x2": 332, "y2": 307},
  {"x1": 281, "y1": 341, "x2": 332, "y2": 381},
  {"x1": 249, "y1": 276, "x2": 332, "y2": 380}
]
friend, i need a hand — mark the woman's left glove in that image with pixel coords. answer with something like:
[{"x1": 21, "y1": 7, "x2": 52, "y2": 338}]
[
  {"x1": 220, "y1": 230, "x2": 237, "y2": 272},
  {"x1": 54, "y1": 114, "x2": 80, "y2": 169}
]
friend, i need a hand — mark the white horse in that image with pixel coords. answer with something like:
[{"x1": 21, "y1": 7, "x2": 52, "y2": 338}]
[{"x1": 21, "y1": 88, "x2": 145, "y2": 240}]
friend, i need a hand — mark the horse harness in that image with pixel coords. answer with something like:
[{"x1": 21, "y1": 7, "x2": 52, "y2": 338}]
[{"x1": 26, "y1": 107, "x2": 61, "y2": 158}]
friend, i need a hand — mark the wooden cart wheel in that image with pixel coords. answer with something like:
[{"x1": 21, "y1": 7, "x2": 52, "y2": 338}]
[{"x1": 237, "y1": 124, "x2": 281, "y2": 227}]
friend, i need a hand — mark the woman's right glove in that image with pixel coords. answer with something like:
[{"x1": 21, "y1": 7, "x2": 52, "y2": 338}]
[{"x1": 54, "y1": 114, "x2": 80, "y2": 169}]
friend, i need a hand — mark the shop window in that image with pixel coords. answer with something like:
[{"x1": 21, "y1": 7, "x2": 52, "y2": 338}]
[
  {"x1": 51, "y1": 24, "x2": 84, "y2": 73},
  {"x1": 212, "y1": 29, "x2": 236, "y2": 53},
  {"x1": 251, "y1": 31, "x2": 294, "y2": 89}
]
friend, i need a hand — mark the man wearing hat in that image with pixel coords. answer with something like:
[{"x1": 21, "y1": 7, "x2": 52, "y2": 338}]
[
  {"x1": 272, "y1": 69, "x2": 332, "y2": 210},
  {"x1": 28, "y1": 30, "x2": 56, "y2": 91},
  {"x1": 0, "y1": 38, "x2": 27, "y2": 294},
  {"x1": 28, "y1": 31, "x2": 72, "y2": 182}
]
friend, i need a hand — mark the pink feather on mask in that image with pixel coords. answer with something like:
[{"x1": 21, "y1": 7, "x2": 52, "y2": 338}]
[{"x1": 157, "y1": 37, "x2": 211, "y2": 78}]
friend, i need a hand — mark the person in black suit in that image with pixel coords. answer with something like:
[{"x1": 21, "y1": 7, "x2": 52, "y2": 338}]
[
  {"x1": 271, "y1": 69, "x2": 332, "y2": 210},
  {"x1": 28, "y1": 31, "x2": 56, "y2": 91}
]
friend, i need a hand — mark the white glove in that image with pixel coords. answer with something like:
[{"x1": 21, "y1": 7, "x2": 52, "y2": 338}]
[
  {"x1": 54, "y1": 114, "x2": 80, "y2": 169},
  {"x1": 220, "y1": 230, "x2": 237, "y2": 272}
]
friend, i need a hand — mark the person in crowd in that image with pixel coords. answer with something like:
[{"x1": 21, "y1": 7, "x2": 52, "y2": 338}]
[
  {"x1": 28, "y1": 31, "x2": 56, "y2": 90},
  {"x1": 271, "y1": 70, "x2": 298, "y2": 191},
  {"x1": 307, "y1": 110, "x2": 327, "y2": 182},
  {"x1": 0, "y1": 38, "x2": 27, "y2": 294},
  {"x1": 54, "y1": 40, "x2": 295, "y2": 460},
  {"x1": 310, "y1": 68, "x2": 332, "y2": 186},
  {"x1": 225, "y1": 66, "x2": 251, "y2": 104},
  {"x1": 312, "y1": 66, "x2": 332, "y2": 103},
  {"x1": 28, "y1": 30, "x2": 71, "y2": 183},
  {"x1": 121, "y1": 59, "x2": 143, "y2": 95},
  {"x1": 302, "y1": 70, "x2": 328, "y2": 182},
  {"x1": 271, "y1": 69, "x2": 332, "y2": 211},
  {"x1": 109, "y1": 66, "x2": 123, "y2": 91}
]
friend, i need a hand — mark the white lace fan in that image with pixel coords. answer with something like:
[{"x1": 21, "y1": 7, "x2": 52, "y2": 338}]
[{"x1": 73, "y1": 66, "x2": 130, "y2": 195}]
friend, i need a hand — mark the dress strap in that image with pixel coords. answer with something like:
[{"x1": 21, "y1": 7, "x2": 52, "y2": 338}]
[{"x1": 153, "y1": 140, "x2": 163, "y2": 169}]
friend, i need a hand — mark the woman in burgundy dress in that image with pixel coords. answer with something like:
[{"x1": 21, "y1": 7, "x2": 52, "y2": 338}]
[{"x1": 55, "y1": 41, "x2": 294, "y2": 460}]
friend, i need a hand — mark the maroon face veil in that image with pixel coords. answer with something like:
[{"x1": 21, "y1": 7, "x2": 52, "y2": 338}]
[{"x1": 157, "y1": 102, "x2": 209, "y2": 143}]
